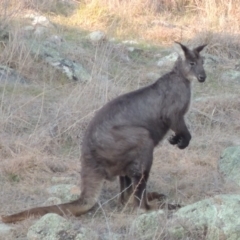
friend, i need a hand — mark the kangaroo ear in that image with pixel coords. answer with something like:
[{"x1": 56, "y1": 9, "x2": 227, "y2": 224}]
[
  {"x1": 194, "y1": 44, "x2": 207, "y2": 53},
  {"x1": 174, "y1": 41, "x2": 191, "y2": 59}
]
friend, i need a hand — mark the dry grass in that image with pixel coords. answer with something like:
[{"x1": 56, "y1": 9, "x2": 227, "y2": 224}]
[
  {"x1": 48, "y1": 0, "x2": 240, "y2": 44},
  {"x1": 0, "y1": 0, "x2": 240, "y2": 239}
]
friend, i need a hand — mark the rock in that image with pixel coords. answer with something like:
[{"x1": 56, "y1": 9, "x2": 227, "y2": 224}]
[
  {"x1": 0, "y1": 65, "x2": 27, "y2": 84},
  {"x1": 44, "y1": 197, "x2": 62, "y2": 206},
  {"x1": 0, "y1": 223, "x2": 13, "y2": 235},
  {"x1": 25, "y1": 13, "x2": 51, "y2": 28},
  {"x1": 47, "y1": 184, "x2": 80, "y2": 202},
  {"x1": 51, "y1": 176, "x2": 76, "y2": 184},
  {"x1": 75, "y1": 227, "x2": 99, "y2": 240},
  {"x1": 122, "y1": 40, "x2": 139, "y2": 45},
  {"x1": 27, "y1": 213, "x2": 98, "y2": 240},
  {"x1": 221, "y1": 70, "x2": 240, "y2": 83},
  {"x1": 27, "y1": 214, "x2": 72, "y2": 240},
  {"x1": 32, "y1": 15, "x2": 50, "y2": 27},
  {"x1": 157, "y1": 52, "x2": 178, "y2": 67},
  {"x1": 55, "y1": 58, "x2": 90, "y2": 81},
  {"x1": 29, "y1": 40, "x2": 91, "y2": 82},
  {"x1": 130, "y1": 210, "x2": 166, "y2": 239},
  {"x1": 146, "y1": 72, "x2": 161, "y2": 81},
  {"x1": 88, "y1": 31, "x2": 106, "y2": 43},
  {"x1": 169, "y1": 194, "x2": 240, "y2": 240},
  {"x1": 219, "y1": 146, "x2": 240, "y2": 186},
  {"x1": 22, "y1": 14, "x2": 52, "y2": 38}
]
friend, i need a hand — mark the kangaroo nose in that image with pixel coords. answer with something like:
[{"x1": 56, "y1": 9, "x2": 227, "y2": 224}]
[{"x1": 198, "y1": 74, "x2": 206, "y2": 82}]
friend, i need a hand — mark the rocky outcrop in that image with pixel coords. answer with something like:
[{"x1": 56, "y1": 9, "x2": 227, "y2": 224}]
[
  {"x1": 130, "y1": 194, "x2": 240, "y2": 240},
  {"x1": 169, "y1": 194, "x2": 240, "y2": 240},
  {"x1": 28, "y1": 40, "x2": 91, "y2": 82},
  {"x1": 130, "y1": 210, "x2": 166, "y2": 240}
]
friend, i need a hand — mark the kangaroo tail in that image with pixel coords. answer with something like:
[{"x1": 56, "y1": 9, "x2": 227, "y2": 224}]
[{"x1": 1, "y1": 166, "x2": 104, "y2": 223}]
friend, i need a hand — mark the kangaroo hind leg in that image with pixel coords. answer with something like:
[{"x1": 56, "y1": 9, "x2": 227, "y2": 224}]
[{"x1": 119, "y1": 176, "x2": 133, "y2": 205}]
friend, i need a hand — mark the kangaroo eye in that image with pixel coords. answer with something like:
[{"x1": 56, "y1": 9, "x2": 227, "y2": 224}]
[{"x1": 190, "y1": 62, "x2": 196, "y2": 66}]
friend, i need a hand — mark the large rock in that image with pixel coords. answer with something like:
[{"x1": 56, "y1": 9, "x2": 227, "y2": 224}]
[
  {"x1": 75, "y1": 227, "x2": 99, "y2": 240},
  {"x1": 129, "y1": 194, "x2": 240, "y2": 239},
  {"x1": 169, "y1": 194, "x2": 240, "y2": 240},
  {"x1": 27, "y1": 214, "x2": 72, "y2": 240},
  {"x1": 145, "y1": 72, "x2": 161, "y2": 82},
  {"x1": 219, "y1": 146, "x2": 240, "y2": 186},
  {"x1": 130, "y1": 210, "x2": 166, "y2": 240},
  {"x1": 27, "y1": 213, "x2": 98, "y2": 240}
]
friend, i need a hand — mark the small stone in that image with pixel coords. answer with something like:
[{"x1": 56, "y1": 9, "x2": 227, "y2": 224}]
[{"x1": 89, "y1": 31, "x2": 106, "y2": 43}]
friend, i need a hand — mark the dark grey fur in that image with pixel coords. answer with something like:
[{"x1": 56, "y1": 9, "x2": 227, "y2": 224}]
[
  {"x1": 81, "y1": 42, "x2": 207, "y2": 209},
  {"x1": 1, "y1": 42, "x2": 207, "y2": 223}
]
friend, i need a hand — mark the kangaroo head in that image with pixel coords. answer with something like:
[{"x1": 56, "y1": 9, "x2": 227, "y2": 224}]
[{"x1": 175, "y1": 42, "x2": 207, "y2": 83}]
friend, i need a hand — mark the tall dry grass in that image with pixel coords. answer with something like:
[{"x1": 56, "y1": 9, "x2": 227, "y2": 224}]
[{"x1": 63, "y1": 0, "x2": 240, "y2": 44}]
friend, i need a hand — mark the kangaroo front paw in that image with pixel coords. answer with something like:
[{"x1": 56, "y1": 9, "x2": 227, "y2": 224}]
[
  {"x1": 168, "y1": 135, "x2": 181, "y2": 145},
  {"x1": 177, "y1": 138, "x2": 190, "y2": 149}
]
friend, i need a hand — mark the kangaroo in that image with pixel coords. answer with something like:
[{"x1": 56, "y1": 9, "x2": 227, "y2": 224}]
[{"x1": 1, "y1": 42, "x2": 207, "y2": 223}]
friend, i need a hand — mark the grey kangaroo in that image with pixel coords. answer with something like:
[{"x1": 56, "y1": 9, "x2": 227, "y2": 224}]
[{"x1": 1, "y1": 42, "x2": 207, "y2": 223}]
